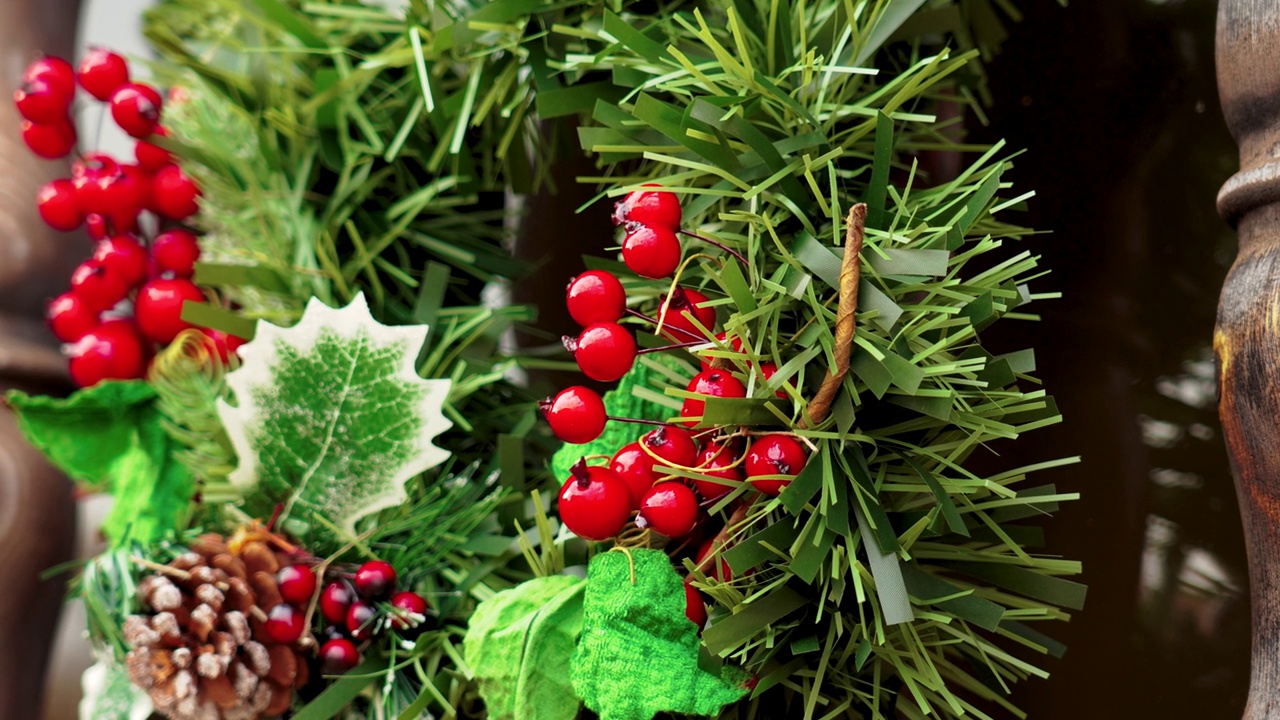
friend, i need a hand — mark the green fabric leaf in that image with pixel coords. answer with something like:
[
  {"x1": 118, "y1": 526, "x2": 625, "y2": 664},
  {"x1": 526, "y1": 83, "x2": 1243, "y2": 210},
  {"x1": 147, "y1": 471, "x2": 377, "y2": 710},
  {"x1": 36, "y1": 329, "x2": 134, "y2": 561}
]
[
  {"x1": 463, "y1": 575, "x2": 585, "y2": 720},
  {"x1": 572, "y1": 549, "x2": 748, "y2": 720},
  {"x1": 218, "y1": 293, "x2": 452, "y2": 542},
  {"x1": 6, "y1": 381, "x2": 192, "y2": 544}
]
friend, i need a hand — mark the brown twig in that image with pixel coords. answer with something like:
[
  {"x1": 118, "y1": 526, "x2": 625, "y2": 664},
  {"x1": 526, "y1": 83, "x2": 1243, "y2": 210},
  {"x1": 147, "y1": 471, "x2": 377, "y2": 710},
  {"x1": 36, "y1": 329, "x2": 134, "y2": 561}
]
[
  {"x1": 692, "y1": 501, "x2": 752, "y2": 577},
  {"x1": 801, "y1": 203, "x2": 865, "y2": 429}
]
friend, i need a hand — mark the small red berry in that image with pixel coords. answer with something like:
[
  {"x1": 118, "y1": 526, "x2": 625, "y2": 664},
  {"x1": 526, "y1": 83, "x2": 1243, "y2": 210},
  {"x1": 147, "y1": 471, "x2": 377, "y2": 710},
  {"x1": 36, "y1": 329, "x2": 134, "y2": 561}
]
[
  {"x1": 566, "y1": 322, "x2": 636, "y2": 382},
  {"x1": 77, "y1": 48, "x2": 130, "y2": 101},
  {"x1": 36, "y1": 179, "x2": 81, "y2": 231},
  {"x1": 135, "y1": 278, "x2": 205, "y2": 344},
  {"x1": 101, "y1": 165, "x2": 149, "y2": 234},
  {"x1": 565, "y1": 270, "x2": 626, "y2": 326},
  {"x1": 109, "y1": 82, "x2": 162, "y2": 138},
  {"x1": 693, "y1": 443, "x2": 743, "y2": 501},
  {"x1": 69, "y1": 261, "x2": 130, "y2": 311},
  {"x1": 14, "y1": 77, "x2": 73, "y2": 124},
  {"x1": 699, "y1": 331, "x2": 745, "y2": 369},
  {"x1": 389, "y1": 591, "x2": 429, "y2": 630},
  {"x1": 613, "y1": 185, "x2": 682, "y2": 231},
  {"x1": 277, "y1": 564, "x2": 317, "y2": 605},
  {"x1": 557, "y1": 460, "x2": 633, "y2": 541},
  {"x1": 66, "y1": 320, "x2": 146, "y2": 387},
  {"x1": 540, "y1": 386, "x2": 607, "y2": 444},
  {"x1": 346, "y1": 600, "x2": 377, "y2": 641},
  {"x1": 683, "y1": 582, "x2": 707, "y2": 628},
  {"x1": 92, "y1": 236, "x2": 149, "y2": 287},
  {"x1": 265, "y1": 604, "x2": 306, "y2": 645},
  {"x1": 320, "y1": 638, "x2": 361, "y2": 674},
  {"x1": 757, "y1": 361, "x2": 789, "y2": 399},
  {"x1": 151, "y1": 164, "x2": 200, "y2": 219},
  {"x1": 23, "y1": 57, "x2": 75, "y2": 97},
  {"x1": 134, "y1": 125, "x2": 172, "y2": 171},
  {"x1": 621, "y1": 224, "x2": 681, "y2": 279},
  {"x1": 610, "y1": 442, "x2": 660, "y2": 508},
  {"x1": 71, "y1": 154, "x2": 120, "y2": 216},
  {"x1": 354, "y1": 560, "x2": 397, "y2": 598},
  {"x1": 202, "y1": 329, "x2": 246, "y2": 364},
  {"x1": 659, "y1": 288, "x2": 716, "y2": 341},
  {"x1": 151, "y1": 228, "x2": 201, "y2": 277},
  {"x1": 745, "y1": 435, "x2": 808, "y2": 496},
  {"x1": 641, "y1": 426, "x2": 698, "y2": 473},
  {"x1": 21, "y1": 120, "x2": 76, "y2": 159},
  {"x1": 679, "y1": 369, "x2": 747, "y2": 427},
  {"x1": 46, "y1": 293, "x2": 99, "y2": 342},
  {"x1": 636, "y1": 482, "x2": 699, "y2": 538},
  {"x1": 320, "y1": 582, "x2": 354, "y2": 625}
]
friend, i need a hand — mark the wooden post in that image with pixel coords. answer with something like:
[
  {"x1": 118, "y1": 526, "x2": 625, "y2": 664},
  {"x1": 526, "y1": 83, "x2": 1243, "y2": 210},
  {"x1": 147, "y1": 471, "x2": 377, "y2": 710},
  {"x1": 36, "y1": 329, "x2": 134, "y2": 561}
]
[{"x1": 1217, "y1": 2, "x2": 1280, "y2": 716}]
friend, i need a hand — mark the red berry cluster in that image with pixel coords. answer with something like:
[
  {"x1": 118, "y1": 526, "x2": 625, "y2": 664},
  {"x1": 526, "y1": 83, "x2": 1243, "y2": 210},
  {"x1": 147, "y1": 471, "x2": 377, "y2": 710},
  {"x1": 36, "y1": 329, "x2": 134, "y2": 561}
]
[
  {"x1": 543, "y1": 188, "x2": 812, "y2": 547},
  {"x1": 315, "y1": 561, "x2": 431, "y2": 675},
  {"x1": 15, "y1": 51, "x2": 230, "y2": 387}
]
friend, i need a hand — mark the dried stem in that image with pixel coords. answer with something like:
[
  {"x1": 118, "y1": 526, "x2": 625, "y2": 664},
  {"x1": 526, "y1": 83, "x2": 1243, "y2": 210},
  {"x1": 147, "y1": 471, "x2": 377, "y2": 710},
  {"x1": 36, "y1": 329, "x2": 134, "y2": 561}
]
[
  {"x1": 801, "y1": 203, "x2": 865, "y2": 429},
  {"x1": 678, "y1": 229, "x2": 748, "y2": 266}
]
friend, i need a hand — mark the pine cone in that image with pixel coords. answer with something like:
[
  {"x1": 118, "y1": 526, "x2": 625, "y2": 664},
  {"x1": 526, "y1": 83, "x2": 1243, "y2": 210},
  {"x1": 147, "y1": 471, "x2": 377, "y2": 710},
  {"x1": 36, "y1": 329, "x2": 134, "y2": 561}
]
[{"x1": 125, "y1": 534, "x2": 310, "y2": 720}]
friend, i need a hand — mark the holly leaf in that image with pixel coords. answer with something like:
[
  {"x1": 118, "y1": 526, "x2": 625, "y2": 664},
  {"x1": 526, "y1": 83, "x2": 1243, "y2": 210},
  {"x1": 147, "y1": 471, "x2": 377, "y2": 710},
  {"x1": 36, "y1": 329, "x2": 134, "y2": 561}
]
[
  {"x1": 6, "y1": 380, "x2": 192, "y2": 545},
  {"x1": 217, "y1": 293, "x2": 451, "y2": 541},
  {"x1": 463, "y1": 574, "x2": 586, "y2": 720},
  {"x1": 572, "y1": 549, "x2": 748, "y2": 720}
]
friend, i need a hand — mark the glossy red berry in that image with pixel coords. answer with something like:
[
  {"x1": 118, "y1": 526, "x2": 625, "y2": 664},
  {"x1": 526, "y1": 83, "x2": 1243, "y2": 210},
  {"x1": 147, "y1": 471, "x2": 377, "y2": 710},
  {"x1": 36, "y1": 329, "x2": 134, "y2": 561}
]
[
  {"x1": 36, "y1": 179, "x2": 81, "y2": 231},
  {"x1": 565, "y1": 270, "x2": 626, "y2": 326},
  {"x1": 320, "y1": 582, "x2": 354, "y2": 625},
  {"x1": 621, "y1": 224, "x2": 681, "y2": 279},
  {"x1": 134, "y1": 125, "x2": 172, "y2": 171},
  {"x1": 101, "y1": 164, "x2": 149, "y2": 234},
  {"x1": 21, "y1": 120, "x2": 76, "y2": 159},
  {"x1": 92, "y1": 236, "x2": 149, "y2": 287},
  {"x1": 636, "y1": 482, "x2": 699, "y2": 538},
  {"x1": 320, "y1": 638, "x2": 361, "y2": 674},
  {"x1": 151, "y1": 228, "x2": 201, "y2": 277},
  {"x1": 641, "y1": 426, "x2": 698, "y2": 474},
  {"x1": 541, "y1": 386, "x2": 607, "y2": 444},
  {"x1": 202, "y1": 329, "x2": 246, "y2": 364},
  {"x1": 265, "y1": 604, "x2": 306, "y2": 644},
  {"x1": 659, "y1": 288, "x2": 716, "y2": 341},
  {"x1": 679, "y1": 369, "x2": 747, "y2": 427},
  {"x1": 699, "y1": 331, "x2": 745, "y2": 369},
  {"x1": 557, "y1": 460, "x2": 633, "y2": 541},
  {"x1": 756, "y1": 361, "x2": 790, "y2": 399},
  {"x1": 610, "y1": 442, "x2": 660, "y2": 508},
  {"x1": 71, "y1": 154, "x2": 120, "y2": 216},
  {"x1": 683, "y1": 582, "x2": 707, "y2": 628},
  {"x1": 24, "y1": 57, "x2": 75, "y2": 96},
  {"x1": 14, "y1": 77, "x2": 73, "y2": 124},
  {"x1": 693, "y1": 443, "x2": 743, "y2": 501},
  {"x1": 277, "y1": 564, "x2": 317, "y2": 605},
  {"x1": 70, "y1": 261, "x2": 130, "y2": 311},
  {"x1": 346, "y1": 600, "x2": 377, "y2": 641},
  {"x1": 66, "y1": 320, "x2": 146, "y2": 387},
  {"x1": 109, "y1": 82, "x2": 162, "y2": 138},
  {"x1": 389, "y1": 591, "x2": 429, "y2": 630},
  {"x1": 135, "y1": 278, "x2": 205, "y2": 344},
  {"x1": 745, "y1": 434, "x2": 808, "y2": 496},
  {"x1": 566, "y1": 322, "x2": 636, "y2": 382},
  {"x1": 77, "y1": 48, "x2": 130, "y2": 101},
  {"x1": 151, "y1": 164, "x2": 200, "y2": 219},
  {"x1": 354, "y1": 560, "x2": 397, "y2": 598},
  {"x1": 46, "y1": 293, "x2": 99, "y2": 342},
  {"x1": 613, "y1": 185, "x2": 682, "y2": 231}
]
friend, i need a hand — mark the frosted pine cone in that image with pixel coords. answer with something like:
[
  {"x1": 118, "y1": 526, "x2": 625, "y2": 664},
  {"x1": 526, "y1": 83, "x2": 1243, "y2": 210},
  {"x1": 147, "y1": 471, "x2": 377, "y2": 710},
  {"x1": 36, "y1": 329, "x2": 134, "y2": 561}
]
[{"x1": 124, "y1": 534, "x2": 310, "y2": 720}]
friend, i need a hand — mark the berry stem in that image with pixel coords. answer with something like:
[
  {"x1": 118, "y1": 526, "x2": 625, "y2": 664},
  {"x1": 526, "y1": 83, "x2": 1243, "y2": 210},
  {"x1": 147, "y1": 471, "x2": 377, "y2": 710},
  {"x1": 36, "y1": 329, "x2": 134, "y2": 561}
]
[
  {"x1": 678, "y1": 229, "x2": 748, "y2": 266},
  {"x1": 606, "y1": 415, "x2": 671, "y2": 427},
  {"x1": 637, "y1": 338, "x2": 710, "y2": 355}
]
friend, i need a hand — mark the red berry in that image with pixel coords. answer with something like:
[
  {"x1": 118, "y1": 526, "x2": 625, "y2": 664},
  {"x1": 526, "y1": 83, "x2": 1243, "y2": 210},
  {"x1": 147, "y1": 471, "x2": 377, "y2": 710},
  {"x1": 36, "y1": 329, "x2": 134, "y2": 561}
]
[
  {"x1": 21, "y1": 120, "x2": 76, "y2": 159},
  {"x1": 636, "y1": 482, "x2": 699, "y2": 538},
  {"x1": 66, "y1": 320, "x2": 146, "y2": 387},
  {"x1": 693, "y1": 443, "x2": 743, "y2": 501},
  {"x1": 346, "y1": 600, "x2": 377, "y2": 641},
  {"x1": 621, "y1": 224, "x2": 681, "y2": 279},
  {"x1": 565, "y1": 270, "x2": 626, "y2": 326},
  {"x1": 540, "y1": 386, "x2": 607, "y2": 444},
  {"x1": 745, "y1": 435, "x2": 808, "y2": 496},
  {"x1": 24, "y1": 57, "x2": 75, "y2": 96},
  {"x1": 109, "y1": 82, "x2": 162, "y2": 138},
  {"x1": 567, "y1": 322, "x2": 636, "y2": 382},
  {"x1": 659, "y1": 288, "x2": 715, "y2": 341},
  {"x1": 46, "y1": 293, "x2": 99, "y2": 342},
  {"x1": 679, "y1": 369, "x2": 747, "y2": 427},
  {"x1": 557, "y1": 460, "x2": 633, "y2": 541},
  {"x1": 320, "y1": 582, "x2": 354, "y2": 625},
  {"x1": 101, "y1": 165, "x2": 149, "y2": 234},
  {"x1": 613, "y1": 185, "x2": 682, "y2": 231},
  {"x1": 202, "y1": 329, "x2": 246, "y2": 364},
  {"x1": 14, "y1": 77, "x2": 73, "y2": 124},
  {"x1": 85, "y1": 214, "x2": 109, "y2": 240},
  {"x1": 389, "y1": 591, "x2": 429, "y2": 630},
  {"x1": 151, "y1": 164, "x2": 200, "y2": 219},
  {"x1": 757, "y1": 361, "x2": 789, "y2": 399},
  {"x1": 699, "y1": 331, "x2": 745, "y2": 370},
  {"x1": 354, "y1": 560, "x2": 397, "y2": 598},
  {"x1": 36, "y1": 179, "x2": 81, "y2": 231},
  {"x1": 70, "y1": 261, "x2": 130, "y2": 311},
  {"x1": 683, "y1": 582, "x2": 707, "y2": 628},
  {"x1": 320, "y1": 638, "x2": 361, "y2": 674},
  {"x1": 609, "y1": 442, "x2": 660, "y2": 508},
  {"x1": 92, "y1": 236, "x2": 148, "y2": 287},
  {"x1": 71, "y1": 154, "x2": 120, "y2": 216},
  {"x1": 135, "y1": 278, "x2": 205, "y2": 344},
  {"x1": 134, "y1": 125, "x2": 172, "y2": 171},
  {"x1": 77, "y1": 48, "x2": 130, "y2": 101},
  {"x1": 277, "y1": 564, "x2": 317, "y2": 605},
  {"x1": 641, "y1": 426, "x2": 698, "y2": 473},
  {"x1": 265, "y1": 604, "x2": 306, "y2": 644},
  {"x1": 151, "y1": 228, "x2": 202, "y2": 278}
]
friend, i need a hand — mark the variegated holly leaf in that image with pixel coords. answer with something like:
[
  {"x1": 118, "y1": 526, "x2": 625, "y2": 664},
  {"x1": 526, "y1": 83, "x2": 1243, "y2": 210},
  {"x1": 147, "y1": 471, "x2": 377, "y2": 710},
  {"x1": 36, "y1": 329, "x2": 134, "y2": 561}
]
[{"x1": 217, "y1": 293, "x2": 451, "y2": 541}]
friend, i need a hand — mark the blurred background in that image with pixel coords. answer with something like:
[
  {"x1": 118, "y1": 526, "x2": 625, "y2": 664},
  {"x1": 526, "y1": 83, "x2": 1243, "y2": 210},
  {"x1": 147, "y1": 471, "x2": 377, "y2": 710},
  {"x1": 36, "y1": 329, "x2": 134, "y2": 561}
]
[{"x1": 37, "y1": 0, "x2": 1248, "y2": 718}]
